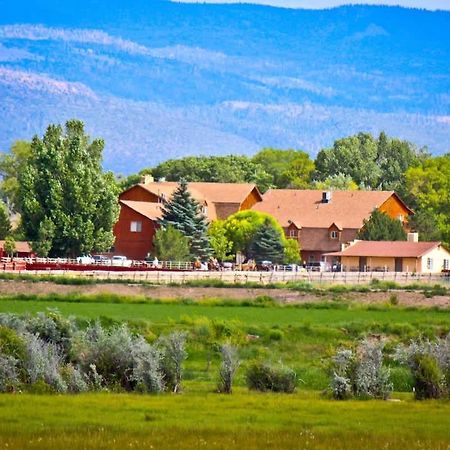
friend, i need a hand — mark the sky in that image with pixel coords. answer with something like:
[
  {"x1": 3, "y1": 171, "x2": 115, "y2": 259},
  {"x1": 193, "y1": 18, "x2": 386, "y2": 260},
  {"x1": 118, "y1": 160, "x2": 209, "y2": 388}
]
[{"x1": 173, "y1": 0, "x2": 450, "y2": 10}]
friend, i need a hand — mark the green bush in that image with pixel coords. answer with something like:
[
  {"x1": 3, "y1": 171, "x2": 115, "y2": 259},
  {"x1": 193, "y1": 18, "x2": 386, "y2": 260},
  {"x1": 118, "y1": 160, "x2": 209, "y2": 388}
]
[
  {"x1": 268, "y1": 329, "x2": 284, "y2": 341},
  {"x1": 246, "y1": 362, "x2": 297, "y2": 393},
  {"x1": 412, "y1": 354, "x2": 443, "y2": 400}
]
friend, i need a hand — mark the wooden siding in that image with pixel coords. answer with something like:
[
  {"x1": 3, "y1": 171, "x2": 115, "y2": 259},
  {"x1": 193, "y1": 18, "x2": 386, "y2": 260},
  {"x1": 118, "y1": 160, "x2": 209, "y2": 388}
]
[
  {"x1": 379, "y1": 195, "x2": 412, "y2": 225},
  {"x1": 240, "y1": 188, "x2": 262, "y2": 211},
  {"x1": 119, "y1": 185, "x2": 159, "y2": 203},
  {"x1": 113, "y1": 204, "x2": 157, "y2": 260}
]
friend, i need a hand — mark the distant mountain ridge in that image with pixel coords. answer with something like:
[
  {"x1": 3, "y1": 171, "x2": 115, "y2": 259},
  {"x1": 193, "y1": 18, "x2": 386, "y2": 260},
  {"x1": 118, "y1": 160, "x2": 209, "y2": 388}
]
[{"x1": 0, "y1": 1, "x2": 449, "y2": 173}]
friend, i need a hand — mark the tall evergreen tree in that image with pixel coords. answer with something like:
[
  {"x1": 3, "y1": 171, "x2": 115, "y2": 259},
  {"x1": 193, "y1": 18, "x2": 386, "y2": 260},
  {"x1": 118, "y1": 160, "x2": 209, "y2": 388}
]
[
  {"x1": 357, "y1": 210, "x2": 407, "y2": 241},
  {"x1": 159, "y1": 179, "x2": 211, "y2": 259},
  {"x1": 248, "y1": 219, "x2": 285, "y2": 264}
]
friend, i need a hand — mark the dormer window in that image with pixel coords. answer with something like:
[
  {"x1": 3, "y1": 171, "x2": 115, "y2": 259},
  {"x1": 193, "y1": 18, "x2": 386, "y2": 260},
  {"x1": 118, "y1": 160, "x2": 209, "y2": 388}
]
[
  {"x1": 289, "y1": 229, "x2": 297, "y2": 238},
  {"x1": 330, "y1": 230, "x2": 338, "y2": 239},
  {"x1": 201, "y1": 206, "x2": 208, "y2": 216}
]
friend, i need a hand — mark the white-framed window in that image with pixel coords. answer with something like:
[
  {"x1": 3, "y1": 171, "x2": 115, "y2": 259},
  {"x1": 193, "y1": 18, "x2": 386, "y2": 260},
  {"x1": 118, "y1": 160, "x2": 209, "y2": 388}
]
[
  {"x1": 330, "y1": 230, "x2": 338, "y2": 239},
  {"x1": 201, "y1": 206, "x2": 208, "y2": 216},
  {"x1": 444, "y1": 259, "x2": 449, "y2": 270},
  {"x1": 130, "y1": 221, "x2": 142, "y2": 232},
  {"x1": 427, "y1": 258, "x2": 433, "y2": 270},
  {"x1": 289, "y1": 229, "x2": 297, "y2": 238}
]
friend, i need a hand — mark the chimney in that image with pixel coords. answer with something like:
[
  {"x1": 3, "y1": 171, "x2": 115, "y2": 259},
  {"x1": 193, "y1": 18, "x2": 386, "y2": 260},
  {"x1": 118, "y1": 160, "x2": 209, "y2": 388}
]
[
  {"x1": 322, "y1": 191, "x2": 332, "y2": 203},
  {"x1": 407, "y1": 232, "x2": 419, "y2": 243},
  {"x1": 141, "y1": 174, "x2": 154, "y2": 184}
]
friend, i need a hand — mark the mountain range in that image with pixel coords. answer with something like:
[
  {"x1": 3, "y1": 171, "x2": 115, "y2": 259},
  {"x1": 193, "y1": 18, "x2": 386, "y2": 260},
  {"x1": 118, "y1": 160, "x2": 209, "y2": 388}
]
[{"x1": 0, "y1": 0, "x2": 449, "y2": 173}]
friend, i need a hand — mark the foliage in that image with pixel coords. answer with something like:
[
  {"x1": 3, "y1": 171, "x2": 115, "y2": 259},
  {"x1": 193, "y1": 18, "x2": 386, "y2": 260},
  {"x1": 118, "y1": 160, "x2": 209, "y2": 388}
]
[
  {"x1": 0, "y1": 355, "x2": 19, "y2": 392},
  {"x1": 394, "y1": 336, "x2": 450, "y2": 399},
  {"x1": 330, "y1": 339, "x2": 392, "y2": 400},
  {"x1": 153, "y1": 226, "x2": 191, "y2": 262},
  {"x1": 313, "y1": 173, "x2": 359, "y2": 191},
  {"x1": 252, "y1": 148, "x2": 315, "y2": 189},
  {"x1": 283, "y1": 238, "x2": 301, "y2": 264},
  {"x1": 158, "y1": 332, "x2": 187, "y2": 393},
  {"x1": 221, "y1": 210, "x2": 284, "y2": 255},
  {"x1": 3, "y1": 236, "x2": 16, "y2": 257},
  {"x1": 357, "y1": 209, "x2": 407, "y2": 241},
  {"x1": 18, "y1": 120, "x2": 119, "y2": 257},
  {"x1": 0, "y1": 201, "x2": 11, "y2": 239},
  {"x1": 159, "y1": 179, "x2": 211, "y2": 260},
  {"x1": 207, "y1": 220, "x2": 233, "y2": 261},
  {"x1": 217, "y1": 344, "x2": 240, "y2": 394},
  {"x1": 405, "y1": 154, "x2": 450, "y2": 247},
  {"x1": 0, "y1": 140, "x2": 32, "y2": 213},
  {"x1": 151, "y1": 155, "x2": 273, "y2": 192},
  {"x1": 315, "y1": 132, "x2": 424, "y2": 190},
  {"x1": 248, "y1": 219, "x2": 285, "y2": 264},
  {"x1": 246, "y1": 362, "x2": 297, "y2": 393}
]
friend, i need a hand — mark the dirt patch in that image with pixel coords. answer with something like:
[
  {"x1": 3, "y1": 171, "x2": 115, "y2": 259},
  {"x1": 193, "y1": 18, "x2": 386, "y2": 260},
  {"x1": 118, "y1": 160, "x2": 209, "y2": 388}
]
[{"x1": 0, "y1": 280, "x2": 449, "y2": 308}]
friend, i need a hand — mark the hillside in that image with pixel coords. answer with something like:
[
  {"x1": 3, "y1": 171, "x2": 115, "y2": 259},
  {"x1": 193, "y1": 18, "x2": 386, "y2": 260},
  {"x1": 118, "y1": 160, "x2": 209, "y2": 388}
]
[{"x1": 0, "y1": 1, "x2": 449, "y2": 172}]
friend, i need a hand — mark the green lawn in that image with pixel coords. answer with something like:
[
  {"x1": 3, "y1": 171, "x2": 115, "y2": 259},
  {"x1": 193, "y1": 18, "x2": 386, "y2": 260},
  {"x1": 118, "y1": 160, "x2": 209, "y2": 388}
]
[
  {"x1": 1, "y1": 293, "x2": 450, "y2": 449},
  {"x1": 0, "y1": 386, "x2": 449, "y2": 449}
]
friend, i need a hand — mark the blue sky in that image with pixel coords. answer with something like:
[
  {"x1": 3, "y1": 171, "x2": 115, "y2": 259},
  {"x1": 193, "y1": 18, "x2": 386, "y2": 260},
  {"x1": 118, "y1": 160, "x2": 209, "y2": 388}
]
[{"x1": 173, "y1": 0, "x2": 450, "y2": 10}]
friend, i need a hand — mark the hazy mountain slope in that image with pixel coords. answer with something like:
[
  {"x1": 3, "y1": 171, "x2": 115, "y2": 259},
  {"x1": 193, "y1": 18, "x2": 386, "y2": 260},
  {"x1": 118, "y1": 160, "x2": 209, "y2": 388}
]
[{"x1": 0, "y1": 1, "x2": 449, "y2": 172}]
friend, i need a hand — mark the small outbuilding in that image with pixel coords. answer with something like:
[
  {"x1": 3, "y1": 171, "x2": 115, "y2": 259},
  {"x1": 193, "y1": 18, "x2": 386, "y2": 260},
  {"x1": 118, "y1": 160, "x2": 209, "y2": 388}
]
[{"x1": 324, "y1": 238, "x2": 450, "y2": 273}]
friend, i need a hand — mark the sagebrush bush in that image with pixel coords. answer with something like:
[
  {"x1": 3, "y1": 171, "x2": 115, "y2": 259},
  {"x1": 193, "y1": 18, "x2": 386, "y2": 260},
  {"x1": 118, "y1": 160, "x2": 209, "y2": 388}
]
[
  {"x1": 0, "y1": 355, "x2": 20, "y2": 392},
  {"x1": 158, "y1": 332, "x2": 187, "y2": 393},
  {"x1": 395, "y1": 336, "x2": 449, "y2": 399},
  {"x1": 246, "y1": 362, "x2": 297, "y2": 393},
  {"x1": 217, "y1": 344, "x2": 240, "y2": 394}
]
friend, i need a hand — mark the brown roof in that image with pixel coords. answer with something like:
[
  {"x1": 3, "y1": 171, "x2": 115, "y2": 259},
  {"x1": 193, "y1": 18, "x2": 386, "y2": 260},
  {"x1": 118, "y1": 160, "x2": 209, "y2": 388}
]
[
  {"x1": 252, "y1": 189, "x2": 400, "y2": 229},
  {"x1": 140, "y1": 182, "x2": 261, "y2": 204},
  {"x1": 120, "y1": 200, "x2": 163, "y2": 220},
  {"x1": 0, "y1": 240, "x2": 32, "y2": 253},
  {"x1": 325, "y1": 241, "x2": 442, "y2": 258}
]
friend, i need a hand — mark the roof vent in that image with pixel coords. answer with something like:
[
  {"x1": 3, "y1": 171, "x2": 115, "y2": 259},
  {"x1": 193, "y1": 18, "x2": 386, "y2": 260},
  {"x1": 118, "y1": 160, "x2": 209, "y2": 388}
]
[{"x1": 322, "y1": 191, "x2": 332, "y2": 203}]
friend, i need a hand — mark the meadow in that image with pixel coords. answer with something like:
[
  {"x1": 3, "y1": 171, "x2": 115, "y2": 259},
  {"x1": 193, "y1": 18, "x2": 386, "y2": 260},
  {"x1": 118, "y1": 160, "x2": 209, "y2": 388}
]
[{"x1": 0, "y1": 290, "x2": 449, "y2": 449}]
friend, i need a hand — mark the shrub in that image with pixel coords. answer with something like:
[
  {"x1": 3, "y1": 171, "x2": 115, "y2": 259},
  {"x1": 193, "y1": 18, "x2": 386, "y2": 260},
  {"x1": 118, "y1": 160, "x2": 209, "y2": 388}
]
[
  {"x1": 61, "y1": 364, "x2": 89, "y2": 393},
  {"x1": 268, "y1": 329, "x2": 284, "y2": 341},
  {"x1": 0, "y1": 355, "x2": 19, "y2": 392},
  {"x1": 158, "y1": 332, "x2": 187, "y2": 393},
  {"x1": 217, "y1": 344, "x2": 240, "y2": 394},
  {"x1": 395, "y1": 335, "x2": 450, "y2": 398},
  {"x1": 246, "y1": 362, "x2": 297, "y2": 393},
  {"x1": 389, "y1": 294, "x2": 399, "y2": 306},
  {"x1": 0, "y1": 326, "x2": 27, "y2": 361},
  {"x1": 22, "y1": 332, "x2": 67, "y2": 392},
  {"x1": 330, "y1": 374, "x2": 352, "y2": 400}
]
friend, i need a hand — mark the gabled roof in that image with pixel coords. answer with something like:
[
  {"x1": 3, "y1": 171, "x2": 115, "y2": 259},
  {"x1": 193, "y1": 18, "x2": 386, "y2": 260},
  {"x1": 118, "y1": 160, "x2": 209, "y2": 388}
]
[
  {"x1": 252, "y1": 189, "x2": 403, "y2": 229},
  {"x1": 139, "y1": 182, "x2": 262, "y2": 205},
  {"x1": 0, "y1": 240, "x2": 32, "y2": 253},
  {"x1": 120, "y1": 200, "x2": 163, "y2": 220},
  {"x1": 325, "y1": 241, "x2": 443, "y2": 258}
]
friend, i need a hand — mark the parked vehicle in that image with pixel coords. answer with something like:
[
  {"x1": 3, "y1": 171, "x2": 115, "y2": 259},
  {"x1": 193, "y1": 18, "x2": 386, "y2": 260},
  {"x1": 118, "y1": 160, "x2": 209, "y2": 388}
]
[
  {"x1": 76, "y1": 255, "x2": 94, "y2": 265},
  {"x1": 92, "y1": 255, "x2": 110, "y2": 265},
  {"x1": 111, "y1": 255, "x2": 132, "y2": 267},
  {"x1": 304, "y1": 261, "x2": 326, "y2": 272}
]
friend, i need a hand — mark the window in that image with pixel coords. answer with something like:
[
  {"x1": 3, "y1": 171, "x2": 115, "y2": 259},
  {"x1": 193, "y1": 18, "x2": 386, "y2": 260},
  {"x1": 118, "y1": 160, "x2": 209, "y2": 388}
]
[
  {"x1": 444, "y1": 259, "x2": 449, "y2": 270},
  {"x1": 130, "y1": 221, "x2": 142, "y2": 232},
  {"x1": 427, "y1": 258, "x2": 433, "y2": 270},
  {"x1": 289, "y1": 229, "x2": 297, "y2": 238},
  {"x1": 330, "y1": 230, "x2": 338, "y2": 239},
  {"x1": 398, "y1": 214, "x2": 404, "y2": 222},
  {"x1": 201, "y1": 206, "x2": 208, "y2": 216},
  {"x1": 309, "y1": 255, "x2": 315, "y2": 262}
]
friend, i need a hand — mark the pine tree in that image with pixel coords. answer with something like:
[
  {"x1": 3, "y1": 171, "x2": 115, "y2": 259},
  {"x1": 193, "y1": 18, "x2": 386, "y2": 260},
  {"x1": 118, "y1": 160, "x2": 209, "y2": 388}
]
[
  {"x1": 159, "y1": 179, "x2": 211, "y2": 259},
  {"x1": 357, "y1": 209, "x2": 407, "y2": 241},
  {"x1": 248, "y1": 219, "x2": 285, "y2": 264}
]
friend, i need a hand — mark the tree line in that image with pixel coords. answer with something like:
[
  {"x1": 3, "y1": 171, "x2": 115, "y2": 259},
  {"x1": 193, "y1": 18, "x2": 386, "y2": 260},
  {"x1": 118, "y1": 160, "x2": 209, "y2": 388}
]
[{"x1": 0, "y1": 120, "x2": 448, "y2": 257}]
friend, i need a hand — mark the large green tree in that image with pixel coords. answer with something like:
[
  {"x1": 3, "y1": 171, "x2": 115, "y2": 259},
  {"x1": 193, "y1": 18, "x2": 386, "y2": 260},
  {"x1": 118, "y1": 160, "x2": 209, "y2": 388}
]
[
  {"x1": 252, "y1": 148, "x2": 315, "y2": 189},
  {"x1": 0, "y1": 140, "x2": 32, "y2": 213},
  {"x1": 357, "y1": 210, "x2": 407, "y2": 241},
  {"x1": 18, "y1": 120, "x2": 119, "y2": 257},
  {"x1": 405, "y1": 154, "x2": 450, "y2": 246},
  {"x1": 315, "y1": 132, "x2": 424, "y2": 191},
  {"x1": 0, "y1": 201, "x2": 11, "y2": 239},
  {"x1": 159, "y1": 179, "x2": 211, "y2": 260}
]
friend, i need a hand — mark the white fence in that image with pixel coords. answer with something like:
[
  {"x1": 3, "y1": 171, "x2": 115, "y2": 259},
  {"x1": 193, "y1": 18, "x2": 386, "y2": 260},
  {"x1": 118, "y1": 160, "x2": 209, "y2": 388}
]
[{"x1": 8, "y1": 268, "x2": 450, "y2": 286}]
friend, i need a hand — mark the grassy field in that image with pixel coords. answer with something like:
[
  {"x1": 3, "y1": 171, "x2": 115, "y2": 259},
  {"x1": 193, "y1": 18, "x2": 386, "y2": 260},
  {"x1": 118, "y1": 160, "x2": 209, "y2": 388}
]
[
  {"x1": 0, "y1": 387, "x2": 450, "y2": 449},
  {"x1": 0, "y1": 292, "x2": 449, "y2": 449}
]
